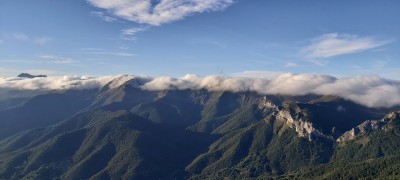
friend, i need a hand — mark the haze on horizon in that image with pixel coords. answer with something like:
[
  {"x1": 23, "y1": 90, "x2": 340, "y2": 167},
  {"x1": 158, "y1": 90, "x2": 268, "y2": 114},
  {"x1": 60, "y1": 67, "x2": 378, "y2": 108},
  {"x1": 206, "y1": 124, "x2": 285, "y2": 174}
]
[{"x1": 0, "y1": 0, "x2": 399, "y2": 79}]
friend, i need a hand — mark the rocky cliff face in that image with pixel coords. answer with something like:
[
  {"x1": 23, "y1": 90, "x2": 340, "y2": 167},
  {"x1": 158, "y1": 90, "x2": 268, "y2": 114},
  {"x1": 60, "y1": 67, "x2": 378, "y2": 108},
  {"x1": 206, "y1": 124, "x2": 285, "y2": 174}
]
[
  {"x1": 257, "y1": 96, "x2": 395, "y2": 142},
  {"x1": 258, "y1": 97, "x2": 325, "y2": 140},
  {"x1": 257, "y1": 96, "x2": 279, "y2": 114},
  {"x1": 276, "y1": 109, "x2": 323, "y2": 140},
  {"x1": 337, "y1": 111, "x2": 400, "y2": 142}
]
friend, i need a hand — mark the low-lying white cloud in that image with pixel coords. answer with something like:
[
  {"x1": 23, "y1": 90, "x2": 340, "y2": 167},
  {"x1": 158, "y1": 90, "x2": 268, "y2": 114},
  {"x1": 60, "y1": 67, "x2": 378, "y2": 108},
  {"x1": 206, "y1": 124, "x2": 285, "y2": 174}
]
[
  {"x1": 1, "y1": 73, "x2": 400, "y2": 108},
  {"x1": 0, "y1": 75, "x2": 130, "y2": 91},
  {"x1": 87, "y1": 0, "x2": 234, "y2": 26},
  {"x1": 302, "y1": 33, "x2": 390, "y2": 59},
  {"x1": 231, "y1": 70, "x2": 284, "y2": 78},
  {"x1": 142, "y1": 73, "x2": 400, "y2": 108}
]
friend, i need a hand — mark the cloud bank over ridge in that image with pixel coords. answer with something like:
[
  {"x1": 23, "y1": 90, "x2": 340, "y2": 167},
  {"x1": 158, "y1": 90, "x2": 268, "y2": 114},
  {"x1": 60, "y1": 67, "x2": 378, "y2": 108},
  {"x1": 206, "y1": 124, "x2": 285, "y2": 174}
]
[
  {"x1": 1, "y1": 73, "x2": 400, "y2": 108},
  {"x1": 0, "y1": 75, "x2": 133, "y2": 91}
]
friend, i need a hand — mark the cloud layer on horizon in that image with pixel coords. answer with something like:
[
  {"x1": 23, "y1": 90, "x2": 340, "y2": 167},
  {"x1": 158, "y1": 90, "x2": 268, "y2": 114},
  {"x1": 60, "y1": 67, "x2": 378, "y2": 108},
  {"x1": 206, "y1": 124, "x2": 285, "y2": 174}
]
[
  {"x1": 0, "y1": 75, "x2": 131, "y2": 91},
  {"x1": 1, "y1": 73, "x2": 400, "y2": 108},
  {"x1": 87, "y1": 0, "x2": 234, "y2": 26}
]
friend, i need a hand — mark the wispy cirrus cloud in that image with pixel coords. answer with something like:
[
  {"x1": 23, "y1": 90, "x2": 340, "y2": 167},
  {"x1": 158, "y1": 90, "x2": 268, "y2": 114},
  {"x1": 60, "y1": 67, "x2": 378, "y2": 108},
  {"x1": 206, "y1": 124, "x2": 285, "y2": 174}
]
[
  {"x1": 95, "y1": 52, "x2": 136, "y2": 57},
  {"x1": 12, "y1": 33, "x2": 30, "y2": 41},
  {"x1": 79, "y1": 48, "x2": 105, "y2": 51},
  {"x1": 90, "y1": 11, "x2": 119, "y2": 22},
  {"x1": 33, "y1": 36, "x2": 52, "y2": 45},
  {"x1": 11, "y1": 33, "x2": 52, "y2": 45},
  {"x1": 88, "y1": 1, "x2": 233, "y2": 41},
  {"x1": 39, "y1": 55, "x2": 76, "y2": 64},
  {"x1": 121, "y1": 27, "x2": 146, "y2": 36},
  {"x1": 86, "y1": 0, "x2": 234, "y2": 26},
  {"x1": 120, "y1": 26, "x2": 148, "y2": 40},
  {"x1": 191, "y1": 40, "x2": 227, "y2": 49},
  {"x1": 80, "y1": 48, "x2": 136, "y2": 57},
  {"x1": 284, "y1": 62, "x2": 297, "y2": 67},
  {"x1": 301, "y1": 33, "x2": 391, "y2": 59}
]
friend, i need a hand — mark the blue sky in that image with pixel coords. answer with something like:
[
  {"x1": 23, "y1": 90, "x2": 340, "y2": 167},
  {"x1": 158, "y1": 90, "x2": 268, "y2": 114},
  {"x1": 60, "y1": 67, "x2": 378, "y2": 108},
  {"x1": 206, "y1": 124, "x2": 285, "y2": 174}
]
[{"x1": 0, "y1": 0, "x2": 399, "y2": 78}]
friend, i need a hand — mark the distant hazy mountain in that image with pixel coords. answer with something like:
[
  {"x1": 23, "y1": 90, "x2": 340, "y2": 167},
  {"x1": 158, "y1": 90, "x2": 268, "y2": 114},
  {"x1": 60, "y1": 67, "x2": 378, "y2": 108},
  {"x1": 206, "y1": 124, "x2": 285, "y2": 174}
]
[
  {"x1": 17, "y1": 73, "x2": 47, "y2": 78},
  {"x1": 0, "y1": 75, "x2": 399, "y2": 179}
]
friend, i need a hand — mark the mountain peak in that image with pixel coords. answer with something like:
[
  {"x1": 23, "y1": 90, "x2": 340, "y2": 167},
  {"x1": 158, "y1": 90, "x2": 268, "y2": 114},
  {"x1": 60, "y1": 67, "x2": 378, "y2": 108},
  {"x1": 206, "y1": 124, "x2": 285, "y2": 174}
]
[
  {"x1": 17, "y1": 73, "x2": 47, "y2": 78},
  {"x1": 276, "y1": 105, "x2": 325, "y2": 141},
  {"x1": 384, "y1": 111, "x2": 400, "y2": 121},
  {"x1": 258, "y1": 96, "x2": 279, "y2": 113}
]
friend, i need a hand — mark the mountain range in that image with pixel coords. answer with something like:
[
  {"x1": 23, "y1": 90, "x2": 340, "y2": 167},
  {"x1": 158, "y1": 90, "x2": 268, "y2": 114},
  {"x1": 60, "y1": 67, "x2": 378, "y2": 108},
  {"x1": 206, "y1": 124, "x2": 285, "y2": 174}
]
[{"x1": 0, "y1": 75, "x2": 399, "y2": 179}]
